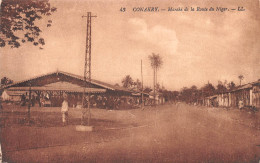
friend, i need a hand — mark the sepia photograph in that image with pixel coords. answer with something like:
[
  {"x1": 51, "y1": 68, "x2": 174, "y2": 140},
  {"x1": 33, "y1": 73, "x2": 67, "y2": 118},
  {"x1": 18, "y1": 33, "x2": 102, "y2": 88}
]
[{"x1": 0, "y1": 0, "x2": 260, "y2": 162}]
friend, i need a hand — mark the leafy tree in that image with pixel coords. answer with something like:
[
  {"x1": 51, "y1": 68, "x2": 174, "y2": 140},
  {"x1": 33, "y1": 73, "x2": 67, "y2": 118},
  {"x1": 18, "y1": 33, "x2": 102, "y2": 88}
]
[
  {"x1": 190, "y1": 85, "x2": 197, "y2": 91},
  {"x1": 1, "y1": 77, "x2": 13, "y2": 86},
  {"x1": 161, "y1": 85, "x2": 165, "y2": 91},
  {"x1": 178, "y1": 86, "x2": 198, "y2": 104},
  {"x1": 190, "y1": 85, "x2": 198, "y2": 103},
  {"x1": 216, "y1": 81, "x2": 227, "y2": 94},
  {"x1": 201, "y1": 82, "x2": 215, "y2": 97},
  {"x1": 170, "y1": 91, "x2": 179, "y2": 102},
  {"x1": 121, "y1": 75, "x2": 133, "y2": 88},
  {"x1": 0, "y1": 0, "x2": 57, "y2": 48},
  {"x1": 132, "y1": 79, "x2": 142, "y2": 91},
  {"x1": 238, "y1": 75, "x2": 244, "y2": 86},
  {"x1": 161, "y1": 89, "x2": 172, "y2": 102},
  {"x1": 227, "y1": 81, "x2": 236, "y2": 91},
  {"x1": 179, "y1": 87, "x2": 189, "y2": 103},
  {"x1": 155, "y1": 83, "x2": 160, "y2": 92},
  {"x1": 143, "y1": 86, "x2": 152, "y2": 93}
]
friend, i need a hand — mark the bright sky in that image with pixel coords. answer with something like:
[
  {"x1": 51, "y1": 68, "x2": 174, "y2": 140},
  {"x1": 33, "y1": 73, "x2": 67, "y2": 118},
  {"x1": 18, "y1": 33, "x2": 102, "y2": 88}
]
[{"x1": 1, "y1": 0, "x2": 260, "y2": 90}]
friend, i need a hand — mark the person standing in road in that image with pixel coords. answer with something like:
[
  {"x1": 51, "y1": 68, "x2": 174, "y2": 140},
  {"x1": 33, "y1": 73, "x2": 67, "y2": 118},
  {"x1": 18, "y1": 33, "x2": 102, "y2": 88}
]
[
  {"x1": 61, "y1": 98, "x2": 69, "y2": 126},
  {"x1": 238, "y1": 99, "x2": 244, "y2": 110}
]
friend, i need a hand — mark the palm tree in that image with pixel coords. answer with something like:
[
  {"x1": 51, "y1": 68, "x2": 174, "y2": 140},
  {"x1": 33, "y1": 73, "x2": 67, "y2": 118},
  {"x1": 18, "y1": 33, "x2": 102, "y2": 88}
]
[
  {"x1": 121, "y1": 75, "x2": 133, "y2": 88},
  {"x1": 134, "y1": 79, "x2": 142, "y2": 91},
  {"x1": 238, "y1": 75, "x2": 244, "y2": 86},
  {"x1": 148, "y1": 53, "x2": 163, "y2": 105}
]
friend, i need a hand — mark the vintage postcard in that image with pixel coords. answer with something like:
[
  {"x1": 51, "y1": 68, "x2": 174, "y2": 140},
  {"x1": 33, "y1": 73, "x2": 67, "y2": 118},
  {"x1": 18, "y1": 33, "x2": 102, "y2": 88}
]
[{"x1": 0, "y1": 0, "x2": 260, "y2": 162}]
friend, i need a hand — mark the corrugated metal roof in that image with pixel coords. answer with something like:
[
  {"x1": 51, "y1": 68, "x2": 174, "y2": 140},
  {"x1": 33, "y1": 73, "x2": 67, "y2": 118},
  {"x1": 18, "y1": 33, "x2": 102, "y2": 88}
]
[
  {"x1": 1, "y1": 71, "x2": 57, "y2": 89},
  {"x1": 231, "y1": 80, "x2": 260, "y2": 92},
  {"x1": 8, "y1": 87, "x2": 105, "y2": 93},
  {"x1": 7, "y1": 82, "x2": 106, "y2": 93},
  {"x1": 231, "y1": 83, "x2": 252, "y2": 92},
  {"x1": 1, "y1": 71, "x2": 133, "y2": 94},
  {"x1": 58, "y1": 71, "x2": 132, "y2": 92}
]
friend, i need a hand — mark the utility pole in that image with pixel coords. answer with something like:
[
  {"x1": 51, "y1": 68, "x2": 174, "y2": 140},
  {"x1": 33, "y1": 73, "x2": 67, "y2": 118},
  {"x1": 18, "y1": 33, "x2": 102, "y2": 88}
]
[
  {"x1": 27, "y1": 83, "x2": 31, "y2": 125},
  {"x1": 154, "y1": 66, "x2": 156, "y2": 106},
  {"x1": 82, "y1": 12, "x2": 96, "y2": 126},
  {"x1": 141, "y1": 60, "x2": 144, "y2": 110}
]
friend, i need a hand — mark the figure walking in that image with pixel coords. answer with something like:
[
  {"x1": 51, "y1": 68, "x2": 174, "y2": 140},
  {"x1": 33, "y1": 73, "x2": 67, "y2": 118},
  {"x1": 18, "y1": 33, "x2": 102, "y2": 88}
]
[{"x1": 61, "y1": 98, "x2": 69, "y2": 126}]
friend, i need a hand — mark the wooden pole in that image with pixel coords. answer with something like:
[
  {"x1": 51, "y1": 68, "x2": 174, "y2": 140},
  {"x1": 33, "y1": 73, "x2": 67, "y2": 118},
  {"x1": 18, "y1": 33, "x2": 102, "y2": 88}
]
[
  {"x1": 141, "y1": 60, "x2": 144, "y2": 109},
  {"x1": 154, "y1": 66, "x2": 156, "y2": 106},
  {"x1": 27, "y1": 83, "x2": 31, "y2": 124}
]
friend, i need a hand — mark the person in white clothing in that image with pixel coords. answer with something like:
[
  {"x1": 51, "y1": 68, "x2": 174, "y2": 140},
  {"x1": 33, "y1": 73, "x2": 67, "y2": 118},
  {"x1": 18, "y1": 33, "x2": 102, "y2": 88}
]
[
  {"x1": 61, "y1": 98, "x2": 69, "y2": 125},
  {"x1": 238, "y1": 99, "x2": 244, "y2": 110}
]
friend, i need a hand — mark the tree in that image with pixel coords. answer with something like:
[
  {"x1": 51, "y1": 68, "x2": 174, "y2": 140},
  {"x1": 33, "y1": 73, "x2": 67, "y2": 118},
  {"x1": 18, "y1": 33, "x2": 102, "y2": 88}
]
[
  {"x1": 190, "y1": 85, "x2": 197, "y2": 91},
  {"x1": 161, "y1": 89, "x2": 173, "y2": 103},
  {"x1": 179, "y1": 87, "x2": 191, "y2": 103},
  {"x1": 148, "y1": 53, "x2": 163, "y2": 105},
  {"x1": 133, "y1": 79, "x2": 142, "y2": 91},
  {"x1": 143, "y1": 86, "x2": 152, "y2": 93},
  {"x1": 121, "y1": 75, "x2": 133, "y2": 88},
  {"x1": 216, "y1": 81, "x2": 227, "y2": 94},
  {"x1": 178, "y1": 86, "x2": 198, "y2": 104},
  {"x1": 1, "y1": 77, "x2": 13, "y2": 86},
  {"x1": 0, "y1": 0, "x2": 57, "y2": 48},
  {"x1": 201, "y1": 82, "x2": 215, "y2": 97},
  {"x1": 227, "y1": 81, "x2": 236, "y2": 91},
  {"x1": 238, "y1": 75, "x2": 244, "y2": 86},
  {"x1": 155, "y1": 83, "x2": 160, "y2": 92},
  {"x1": 190, "y1": 85, "x2": 198, "y2": 103},
  {"x1": 171, "y1": 91, "x2": 179, "y2": 102}
]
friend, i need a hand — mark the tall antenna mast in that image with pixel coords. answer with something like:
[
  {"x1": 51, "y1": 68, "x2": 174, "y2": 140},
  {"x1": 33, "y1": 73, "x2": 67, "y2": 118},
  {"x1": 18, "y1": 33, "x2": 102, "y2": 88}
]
[{"x1": 82, "y1": 12, "x2": 97, "y2": 126}]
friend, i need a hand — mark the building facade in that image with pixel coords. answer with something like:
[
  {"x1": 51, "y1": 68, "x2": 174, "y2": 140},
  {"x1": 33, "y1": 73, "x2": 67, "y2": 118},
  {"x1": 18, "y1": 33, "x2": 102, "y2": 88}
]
[
  {"x1": 204, "y1": 80, "x2": 260, "y2": 109},
  {"x1": 1, "y1": 71, "x2": 148, "y2": 109}
]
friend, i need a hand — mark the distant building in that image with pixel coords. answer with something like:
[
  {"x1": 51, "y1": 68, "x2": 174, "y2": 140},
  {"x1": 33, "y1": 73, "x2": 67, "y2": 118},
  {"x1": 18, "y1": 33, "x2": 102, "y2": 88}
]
[
  {"x1": 204, "y1": 80, "x2": 260, "y2": 109},
  {"x1": 149, "y1": 92, "x2": 165, "y2": 105}
]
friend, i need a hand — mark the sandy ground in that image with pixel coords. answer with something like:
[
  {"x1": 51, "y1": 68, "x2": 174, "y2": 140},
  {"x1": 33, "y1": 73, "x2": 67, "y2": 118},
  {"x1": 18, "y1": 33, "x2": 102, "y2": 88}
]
[{"x1": 0, "y1": 103, "x2": 260, "y2": 162}]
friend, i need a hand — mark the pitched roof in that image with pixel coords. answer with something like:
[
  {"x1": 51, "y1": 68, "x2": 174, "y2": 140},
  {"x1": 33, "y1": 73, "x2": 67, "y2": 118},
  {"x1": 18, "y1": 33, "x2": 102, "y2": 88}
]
[
  {"x1": 7, "y1": 81, "x2": 106, "y2": 93},
  {"x1": 230, "y1": 82, "x2": 257, "y2": 92},
  {"x1": 58, "y1": 71, "x2": 131, "y2": 92},
  {"x1": 1, "y1": 71, "x2": 132, "y2": 93}
]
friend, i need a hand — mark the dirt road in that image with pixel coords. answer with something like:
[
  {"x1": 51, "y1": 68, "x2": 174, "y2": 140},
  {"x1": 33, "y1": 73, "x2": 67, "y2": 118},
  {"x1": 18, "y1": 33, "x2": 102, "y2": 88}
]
[{"x1": 1, "y1": 103, "x2": 260, "y2": 162}]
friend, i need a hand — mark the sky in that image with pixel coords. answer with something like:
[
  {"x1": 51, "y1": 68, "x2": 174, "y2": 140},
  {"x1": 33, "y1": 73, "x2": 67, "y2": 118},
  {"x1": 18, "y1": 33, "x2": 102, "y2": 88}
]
[{"x1": 1, "y1": 0, "x2": 260, "y2": 90}]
